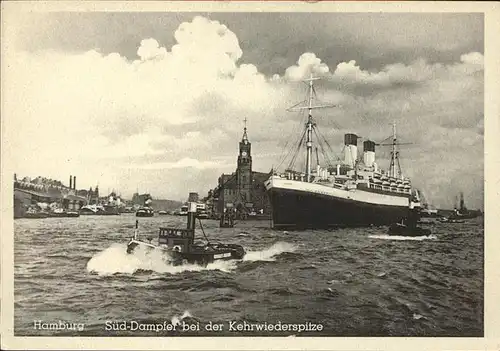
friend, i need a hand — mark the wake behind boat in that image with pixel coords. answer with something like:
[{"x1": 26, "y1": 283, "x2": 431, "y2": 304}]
[
  {"x1": 126, "y1": 202, "x2": 245, "y2": 266},
  {"x1": 265, "y1": 75, "x2": 421, "y2": 229}
]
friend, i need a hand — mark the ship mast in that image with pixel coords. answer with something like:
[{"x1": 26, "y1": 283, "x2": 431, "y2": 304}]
[
  {"x1": 286, "y1": 74, "x2": 336, "y2": 182},
  {"x1": 378, "y1": 121, "x2": 411, "y2": 178},
  {"x1": 304, "y1": 75, "x2": 319, "y2": 182}
]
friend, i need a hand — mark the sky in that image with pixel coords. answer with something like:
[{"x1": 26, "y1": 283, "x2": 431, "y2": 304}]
[{"x1": 3, "y1": 10, "x2": 484, "y2": 209}]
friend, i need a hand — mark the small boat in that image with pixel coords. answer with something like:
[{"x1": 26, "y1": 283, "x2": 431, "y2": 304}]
[
  {"x1": 220, "y1": 208, "x2": 235, "y2": 228},
  {"x1": 439, "y1": 217, "x2": 465, "y2": 224},
  {"x1": 388, "y1": 222, "x2": 431, "y2": 237},
  {"x1": 126, "y1": 203, "x2": 245, "y2": 266},
  {"x1": 24, "y1": 211, "x2": 48, "y2": 219},
  {"x1": 158, "y1": 210, "x2": 168, "y2": 215},
  {"x1": 178, "y1": 205, "x2": 189, "y2": 216},
  {"x1": 136, "y1": 207, "x2": 154, "y2": 217},
  {"x1": 197, "y1": 210, "x2": 209, "y2": 219},
  {"x1": 47, "y1": 209, "x2": 68, "y2": 217},
  {"x1": 79, "y1": 204, "x2": 120, "y2": 215},
  {"x1": 66, "y1": 211, "x2": 80, "y2": 217}
]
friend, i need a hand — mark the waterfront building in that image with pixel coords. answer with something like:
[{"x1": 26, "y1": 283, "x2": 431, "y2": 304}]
[
  {"x1": 210, "y1": 121, "x2": 271, "y2": 217},
  {"x1": 13, "y1": 174, "x2": 87, "y2": 213},
  {"x1": 132, "y1": 193, "x2": 152, "y2": 206}
]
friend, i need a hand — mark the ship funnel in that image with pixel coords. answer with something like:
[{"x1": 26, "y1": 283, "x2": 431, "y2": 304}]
[
  {"x1": 73, "y1": 176, "x2": 76, "y2": 190},
  {"x1": 69, "y1": 175, "x2": 73, "y2": 189},
  {"x1": 363, "y1": 140, "x2": 376, "y2": 168},
  {"x1": 343, "y1": 133, "x2": 358, "y2": 168}
]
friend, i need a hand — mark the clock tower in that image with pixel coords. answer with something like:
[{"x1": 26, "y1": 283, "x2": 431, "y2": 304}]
[{"x1": 237, "y1": 118, "x2": 252, "y2": 204}]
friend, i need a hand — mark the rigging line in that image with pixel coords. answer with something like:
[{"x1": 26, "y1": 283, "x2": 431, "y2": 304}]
[
  {"x1": 280, "y1": 114, "x2": 307, "y2": 169},
  {"x1": 314, "y1": 128, "x2": 335, "y2": 166},
  {"x1": 287, "y1": 128, "x2": 307, "y2": 170},
  {"x1": 198, "y1": 218, "x2": 211, "y2": 245},
  {"x1": 276, "y1": 117, "x2": 306, "y2": 170},
  {"x1": 313, "y1": 128, "x2": 335, "y2": 168},
  {"x1": 312, "y1": 128, "x2": 331, "y2": 167},
  {"x1": 317, "y1": 128, "x2": 343, "y2": 161},
  {"x1": 377, "y1": 135, "x2": 393, "y2": 145},
  {"x1": 286, "y1": 99, "x2": 308, "y2": 112},
  {"x1": 287, "y1": 134, "x2": 304, "y2": 171},
  {"x1": 276, "y1": 108, "x2": 307, "y2": 169}
]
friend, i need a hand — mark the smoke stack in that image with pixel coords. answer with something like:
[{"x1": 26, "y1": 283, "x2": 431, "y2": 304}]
[
  {"x1": 343, "y1": 133, "x2": 358, "y2": 168},
  {"x1": 187, "y1": 202, "x2": 197, "y2": 231},
  {"x1": 363, "y1": 140, "x2": 376, "y2": 167},
  {"x1": 69, "y1": 175, "x2": 73, "y2": 189},
  {"x1": 73, "y1": 176, "x2": 76, "y2": 190}
]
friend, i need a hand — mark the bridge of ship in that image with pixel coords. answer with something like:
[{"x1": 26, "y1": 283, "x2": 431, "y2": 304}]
[
  {"x1": 158, "y1": 228, "x2": 195, "y2": 251},
  {"x1": 157, "y1": 227, "x2": 234, "y2": 255}
]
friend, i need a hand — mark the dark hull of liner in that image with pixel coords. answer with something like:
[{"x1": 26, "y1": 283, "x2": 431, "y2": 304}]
[{"x1": 267, "y1": 188, "x2": 410, "y2": 229}]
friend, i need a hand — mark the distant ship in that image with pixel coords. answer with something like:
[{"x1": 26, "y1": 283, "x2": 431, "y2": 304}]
[
  {"x1": 136, "y1": 207, "x2": 154, "y2": 217},
  {"x1": 79, "y1": 204, "x2": 120, "y2": 215},
  {"x1": 195, "y1": 203, "x2": 209, "y2": 219},
  {"x1": 420, "y1": 204, "x2": 439, "y2": 218},
  {"x1": 264, "y1": 75, "x2": 421, "y2": 229},
  {"x1": 177, "y1": 204, "x2": 189, "y2": 216},
  {"x1": 449, "y1": 192, "x2": 482, "y2": 220},
  {"x1": 135, "y1": 197, "x2": 155, "y2": 217}
]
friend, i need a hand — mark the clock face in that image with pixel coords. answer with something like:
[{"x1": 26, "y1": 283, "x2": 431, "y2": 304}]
[{"x1": 242, "y1": 151, "x2": 247, "y2": 157}]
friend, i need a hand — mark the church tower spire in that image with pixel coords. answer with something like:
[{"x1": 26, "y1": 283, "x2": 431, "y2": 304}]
[
  {"x1": 242, "y1": 117, "x2": 248, "y2": 143},
  {"x1": 237, "y1": 118, "x2": 252, "y2": 204}
]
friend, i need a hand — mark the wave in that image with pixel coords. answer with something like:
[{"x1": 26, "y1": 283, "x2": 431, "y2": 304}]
[
  {"x1": 368, "y1": 234, "x2": 437, "y2": 241},
  {"x1": 86, "y1": 243, "x2": 237, "y2": 276},
  {"x1": 243, "y1": 242, "x2": 297, "y2": 262},
  {"x1": 171, "y1": 310, "x2": 194, "y2": 327},
  {"x1": 86, "y1": 241, "x2": 297, "y2": 276}
]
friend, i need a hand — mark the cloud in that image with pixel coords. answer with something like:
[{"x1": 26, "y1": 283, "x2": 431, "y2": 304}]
[
  {"x1": 137, "y1": 38, "x2": 167, "y2": 61},
  {"x1": 134, "y1": 157, "x2": 226, "y2": 170},
  {"x1": 284, "y1": 53, "x2": 330, "y2": 81},
  {"x1": 5, "y1": 15, "x2": 484, "y2": 208},
  {"x1": 460, "y1": 51, "x2": 484, "y2": 66}
]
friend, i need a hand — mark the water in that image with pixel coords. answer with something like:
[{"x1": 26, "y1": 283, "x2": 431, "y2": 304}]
[{"x1": 14, "y1": 214, "x2": 483, "y2": 336}]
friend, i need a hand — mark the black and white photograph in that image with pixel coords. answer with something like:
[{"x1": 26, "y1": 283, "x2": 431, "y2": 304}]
[{"x1": 1, "y1": 1, "x2": 499, "y2": 350}]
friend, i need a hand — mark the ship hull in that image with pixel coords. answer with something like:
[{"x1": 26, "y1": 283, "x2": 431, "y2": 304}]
[{"x1": 265, "y1": 177, "x2": 411, "y2": 229}]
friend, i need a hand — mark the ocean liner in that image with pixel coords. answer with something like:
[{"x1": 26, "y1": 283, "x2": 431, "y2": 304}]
[{"x1": 264, "y1": 75, "x2": 421, "y2": 229}]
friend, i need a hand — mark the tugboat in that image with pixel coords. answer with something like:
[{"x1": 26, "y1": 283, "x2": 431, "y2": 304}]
[{"x1": 126, "y1": 202, "x2": 245, "y2": 265}]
